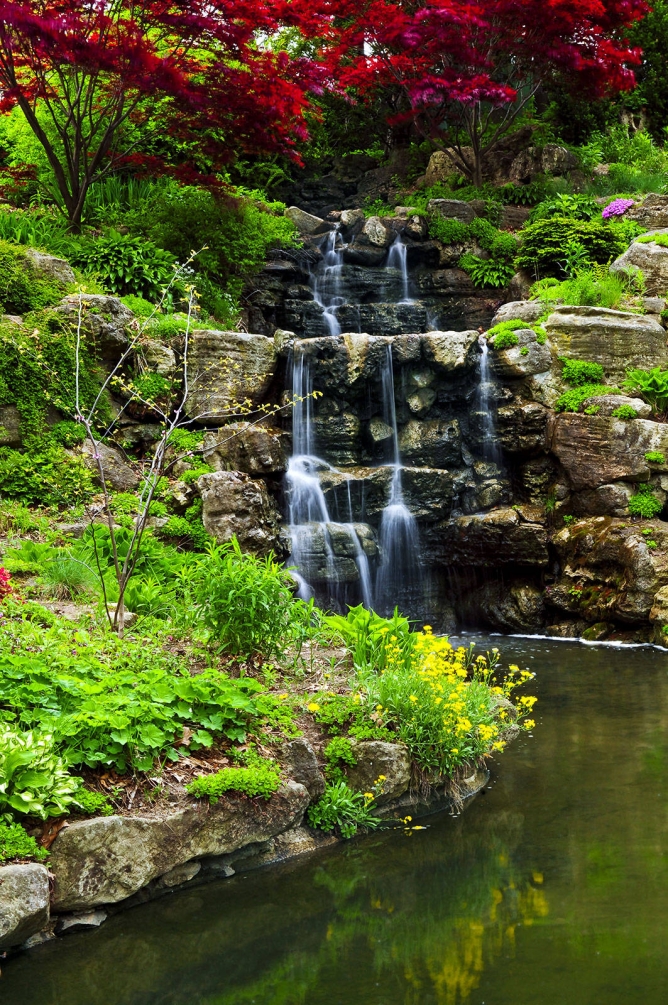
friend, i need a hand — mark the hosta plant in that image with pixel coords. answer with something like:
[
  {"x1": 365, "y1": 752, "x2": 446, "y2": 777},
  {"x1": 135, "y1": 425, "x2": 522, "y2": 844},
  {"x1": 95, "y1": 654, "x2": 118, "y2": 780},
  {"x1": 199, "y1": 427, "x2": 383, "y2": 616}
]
[{"x1": 0, "y1": 724, "x2": 81, "y2": 820}]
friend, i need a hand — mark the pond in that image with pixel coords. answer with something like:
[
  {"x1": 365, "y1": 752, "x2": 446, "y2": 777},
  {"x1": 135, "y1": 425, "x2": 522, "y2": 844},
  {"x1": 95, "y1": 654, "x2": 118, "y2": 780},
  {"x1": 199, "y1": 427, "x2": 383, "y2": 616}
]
[{"x1": 4, "y1": 636, "x2": 668, "y2": 1005}]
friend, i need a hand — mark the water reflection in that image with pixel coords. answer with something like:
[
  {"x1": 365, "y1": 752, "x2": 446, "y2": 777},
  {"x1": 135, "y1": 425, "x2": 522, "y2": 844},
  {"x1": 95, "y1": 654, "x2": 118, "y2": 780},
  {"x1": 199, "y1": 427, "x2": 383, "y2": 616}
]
[{"x1": 6, "y1": 637, "x2": 668, "y2": 1005}]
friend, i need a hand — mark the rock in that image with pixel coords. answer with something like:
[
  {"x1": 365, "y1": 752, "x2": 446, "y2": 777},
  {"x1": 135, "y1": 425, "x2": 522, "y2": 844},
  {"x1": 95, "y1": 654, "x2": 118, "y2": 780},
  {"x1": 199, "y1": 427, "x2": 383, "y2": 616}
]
[
  {"x1": 570, "y1": 482, "x2": 635, "y2": 517},
  {"x1": 285, "y1": 206, "x2": 328, "y2": 235},
  {"x1": 490, "y1": 300, "x2": 544, "y2": 327},
  {"x1": 404, "y1": 214, "x2": 428, "y2": 240},
  {"x1": 434, "y1": 508, "x2": 549, "y2": 566},
  {"x1": 360, "y1": 215, "x2": 394, "y2": 248},
  {"x1": 580, "y1": 394, "x2": 651, "y2": 418},
  {"x1": 56, "y1": 910, "x2": 108, "y2": 935},
  {"x1": 159, "y1": 861, "x2": 201, "y2": 888},
  {"x1": 499, "y1": 205, "x2": 531, "y2": 231},
  {"x1": 581, "y1": 622, "x2": 612, "y2": 642},
  {"x1": 509, "y1": 147, "x2": 542, "y2": 183},
  {"x1": 550, "y1": 518, "x2": 668, "y2": 624},
  {"x1": 547, "y1": 413, "x2": 668, "y2": 489},
  {"x1": 288, "y1": 521, "x2": 378, "y2": 584},
  {"x1": 143, "y1": 341, "x2": 177, "y2": 377},
  {"x1": 541, "y1": 144, "x2": 578, "y2": 175},
  {"x1": 460, "y1": 579, "x2": 546, "y2": 632},
  {"x1": 368, "y1": 417, "x2": 394, "y2": 447},
  {"x1": 543, "y1": 306, "x2": 668, "y2": 384},
  {"x1": 406, "y1": 387, "x2": 436, "y2": 416},
  {"x1": 507, "y1": 269, "x2": 533, "y2": 301},
  {"x1": 49, "y1": 781, "x2": 309, "y2": 911},
  {"x1": 610, "y1": 230, "x2": 668, "y2": 297},
  {"x1": 398, "y1": 418, "x2": 462, "y2": 468},
  {"x1": 82, "y1": 440, "x2": 140, "y2": 491},
  {"x1": 490, "y1": 329, "x2": 552, "y2": 379},
  {"x1": 25, "y1": 248, "x2": 75, "y2": 284},
  {"x1": 424, "y1": 150, "x2": 471, "y2": 186},
  {"x1": 627, "y1": 194, "x2": 668, "y2": 231},
  {"x1": 198, "y1": 470, "x2": 284, "y2": 556},
  {"x1": 281, "y1": 739, "x2": 325, "y2": 799},
  {"x1": 420, "y1": 330, "x2": 480, "y2": 372},
  {"x1": 340, "y1": 208, "x2": 365, "y2": 229},
  {"x1": 427, "y1": 199, "x2": 476, "y2": 224},
  {"x1": 0, "y1": 863, "x2": 50, "y2": 951},
  {"x1": 0, "y1": 404, "x2": 21, "y2": 447},
  {"x1": 56, "y1": 294, "x2": 133, "y2": 366},
  {"x1": 497, "y1": 400, "x2": 549, "y2": 454},
  {"x1": 346, "y1": 741, "x2": 412, "y2": 805},
  {"x1": 650, "y1": 585, "x2": 668, "y2": 642},
  {"x1": 186, "y1": 330, "x2": 277, "y2": 422},
  {"x1": 203, "y1": 423, "x2": 287, "y2": 475}
]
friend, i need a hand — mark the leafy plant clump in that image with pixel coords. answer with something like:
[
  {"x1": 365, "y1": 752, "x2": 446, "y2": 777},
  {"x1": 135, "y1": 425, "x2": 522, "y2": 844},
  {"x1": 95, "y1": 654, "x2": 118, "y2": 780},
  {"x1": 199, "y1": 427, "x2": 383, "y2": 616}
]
[
  {"x1": 554, "y1": 358, "x2": 619, "y2": 413},
  {"x1": 515, "y1": 218, "x2": 627, "y2": 277},
  {"x1": 0, "y1": 820, "x2": 49, "y2": 863},
  {"x1": 628, "y1": 484, "x2": 663, "y2": 519},
  {"x1": 458, "y1": 219, "x2": 517, "y2": 289},
  {"x1": 487, "y1": 318, "x2": 547, "y2": 350},
  {"x1": 636, "y1": 232, "x2": 668, "y2": 248},
  {"x1": 612, "y1": 404, "x2": 637, "y2": 419},
  {"x1": 531, "y1": 265, "x2": 641, "y2": 311},
  {"x1": 307, "y1": 780, "x2": 380, "y2": 840},
  {"x1": 71, "y1": 232, "x2": 179, "y2": 300},
  {"x1": 560, "y1": 359, "x2": 605, "y2": 385},
  {"x1": 645, "y1": 452, "x2": 666, "y2": 464},
  {"x1": 623, "y1": 367, "x2": 668, "y2": 416},
  {"x1": 186, "y1": 761, "x2": 281, "y2": 802},
  {"x1": 0, "y1": 723, "x2": 82, "y2": 819}
]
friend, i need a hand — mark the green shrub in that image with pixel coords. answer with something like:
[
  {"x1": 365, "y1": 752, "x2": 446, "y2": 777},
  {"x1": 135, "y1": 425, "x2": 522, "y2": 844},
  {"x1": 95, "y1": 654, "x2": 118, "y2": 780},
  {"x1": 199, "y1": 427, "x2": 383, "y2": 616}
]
[
  {"x1": 186, "y1": 762, "x2": 281, "y2": 802},
  {"x1": 50, "y1": 420, "x2": 87, "y2": 448},
  {"x1": 0, "y1": 240, "x2": 72, "y2": 314},
  {"x1": 307, "y1": 780, "x2": 380, "y2": 839},
  {"x1": 323, "y1": 605, "x2": 414, "y2": 674},
  {"x1": 623, "y1": 367, "x2": 668, "y2": 415},
  {"x1": 74, "y1": 788, "x2": 114, "y2": 816},
  {"x1": 459, "y1": 253, "x2": 515, "y2": 288},
  {"x1": 428, "y1": 216, "x2": 469, "y2": 245},
  {"x1": 120, "y1": 294, "x2": 155, "y2": 317},
  {"x1": 0, "y1": 445, "x2": 94, "y2": 506},
  {"x1": 612, "y1": 404, "x2": 637, "y2": 419},
  {"x1": 584, "y1": 404, "x2": 601, "y2": 415},
  {"x1": 324, "y1": 737, "x2": 357, "y2": 779},
  {"x1": 71, "y1": 232, "x2": 178, "y2": 300},
  {"x1": 486, "y1": 318, "x2": 547, "y2": 350},
  {"x1": 560, "y1": 359, "x2": 605, "y2": 386},
  {"x1": 628, "y1": 484, "x2": 663, "y2": 518},
  {"x1": 555, "y1": 383, "x2": 618, "y2": 412},
  {"x1": 515, "y1": 218, "x2": 627, "y2": 277},
  {"x1": 0, "y1": 820, "x2": 49, "y2": 862},
  {"x1": 645, "y1": 451, "x2": 666, "y2": 464},
  {"x1": 531, "y1": 267, "x2": 635, "y2": 310},
  {"x1": 192, "y1": 539, "x2": 310, "y2": 658},
  {"x1": 0, "y1": 724, "x2": 82, "y2": 819},
  {"x1": 529, "y1": 193, "x2": 600, "y2": 222}
]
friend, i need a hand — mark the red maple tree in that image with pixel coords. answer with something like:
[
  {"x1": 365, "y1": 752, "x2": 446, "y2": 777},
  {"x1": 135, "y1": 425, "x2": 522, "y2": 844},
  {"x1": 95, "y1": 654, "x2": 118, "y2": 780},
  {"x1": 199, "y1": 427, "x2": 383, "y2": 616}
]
[
  {"x1": 0, "y1": 1, "x2": 326, "y2": 227},
  {"x1": 316, "y1": 0, "x2": 650, "y2": 185}
]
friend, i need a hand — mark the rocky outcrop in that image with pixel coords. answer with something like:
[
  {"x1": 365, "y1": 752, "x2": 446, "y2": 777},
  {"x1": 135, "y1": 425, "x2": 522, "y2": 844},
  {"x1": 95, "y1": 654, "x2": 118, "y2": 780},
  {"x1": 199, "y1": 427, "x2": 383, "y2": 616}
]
[
  {"x1": 24, "y1": 249, "x2": 75, "y2": 285},
  {"x1": 82, "y1": 440, "x2": 140, "y2": 492},
  {"x1": 543, "y1": 306, "x2": 668, "y2": 384},
  {"x1": 280, "y1": 740, "x2": 326, "y2": 799},
  {"x1": 198, "y1": 470, "x2": 285, "y2": 555},
  {"x1": 610, "y1": 231, "x2": 668, "y2": 297},
  {"x1": 346, "y1": 741, "x2": 412, "y2": 805},
  {"x1": 186, "y1": 330, "x2": 277, "y2": 422},
  {"x1": 432, "y1": 508, "x2": 549, "y2": 566},
  {"x1": 626, "y1": 194, "x2": 668, "y2": 231},
  {"x1": 49, "y1": 781, "x2": 310, "y2": 911},
  {"x1": 203, "y1": 423, "x2": 288, "y2": 475},
  {"x1": 56, "y1": 294, "x2": 133, "y2": 366},
  {"x1": 548, "y1": 413, "x2": 668, "y2": 490}
]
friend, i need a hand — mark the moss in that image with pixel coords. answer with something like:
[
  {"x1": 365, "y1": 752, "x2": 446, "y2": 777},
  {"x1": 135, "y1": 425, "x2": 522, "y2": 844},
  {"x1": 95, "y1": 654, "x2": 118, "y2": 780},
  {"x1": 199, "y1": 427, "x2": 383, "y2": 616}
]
[{"x1": 0, "y1": 240, "x2": 73, "y2": 314}]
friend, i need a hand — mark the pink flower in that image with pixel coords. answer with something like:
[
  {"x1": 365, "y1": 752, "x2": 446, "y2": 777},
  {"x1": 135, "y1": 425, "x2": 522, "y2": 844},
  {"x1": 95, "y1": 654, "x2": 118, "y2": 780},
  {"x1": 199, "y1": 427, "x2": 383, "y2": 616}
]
[
  {"x1": 602, "y1": 198, "x2": 635, "y2": 219},
  {"x1": 0, "y1": 567, "x2": 12, "y2": 600}
]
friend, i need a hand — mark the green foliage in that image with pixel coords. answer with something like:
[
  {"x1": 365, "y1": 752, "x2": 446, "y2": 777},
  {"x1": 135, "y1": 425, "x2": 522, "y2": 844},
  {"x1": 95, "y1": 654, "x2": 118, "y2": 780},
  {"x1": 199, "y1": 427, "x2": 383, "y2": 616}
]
[
  {"x1": 529, "y1": 193, "x2": 599, "y2": 222},
  {"x1": 531, "y1": 265, "x2": 638, "y2": 310},
  {"x1": 0, "y1": 445, "x2": 94, "y2": 507},
  {"x1": 645, "y1": 452, "x2": 666, "y2": 464},
  {"x1": 39, "y1": 548, "x2": 101, "y2": 599},
  {"x1": 193, "y1": 539, "x2": 311, "y2": 658},
  {"x1": 307, "y1": 780, "x2": 380, "y2": 840},
  {"x1": 186, "y1": 761, "x2": 281, "y2": 802},
  {"x1": 628, "y1": 484, "x2": 664, "y2": 518},
  {"x1": 612, "y1": 404, "x2": 637, "y2": 420},
  {"x1": 622, "y1": 367, "x2": 668, "y2": 416},
  {"x1": 560, "y1": 359, "x2": 605, "y2": 386},
  {"x1": 0, "y1": 820, "x2": 49, "y2": 862},
  {"x1": 0, "y1": 604, "x2": 287, "y2": 772},
  {"x1": 459, "y1": 253, "x2": 515, "y2": 288},
  {"x1": 323, "y1": 605, "x2": 414, "y2": 674},
  {"x1": 0, "y1": 723, "x2": 82, "y2": 819},
  {"x1": 515, "y1": 218, "x2": 627, "y2": 277},
  {"x1": 50, "y1": 420, "x2": 87, "y2": 448},
  {"x1": 458, "y1": 218, "x2": 518, "y2": 288},
  {"x1": 324, "y1": 737, "x2": 357, "y2": 779},
  {"x1": 427, "y1": 216, "x2": 469, "y2": 245},
  {"x1": 120, "y1": 294, "x2": 155, "y2": 317},
  {"x1": 584, "y1": 404, "x2": 601, "y2": 414},
  {"x1": 555, "y1": 383, "x2": 618, "y2": 413},
  {"x1": 486, "y1": 318, "x2": 547, "y2": 350},
  {"x1": 74, "y1": 788, "x2": 114, "y2": 816},
  {"x1": 71, "y1": 232, "x2": 178, "y2": 300},
  {"x1": 0, "y1": 241, "x2": 72, "y2": 314},
  {"x1": 636, "y1": 232, "x2": 668, "y2": 248}
]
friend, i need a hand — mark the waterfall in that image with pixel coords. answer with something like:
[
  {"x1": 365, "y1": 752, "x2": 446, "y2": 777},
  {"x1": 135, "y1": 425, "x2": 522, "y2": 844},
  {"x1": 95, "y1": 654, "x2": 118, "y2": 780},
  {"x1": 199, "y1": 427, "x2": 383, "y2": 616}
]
[
  {"x1": 374, "y1": 343, "x2": 421, "y2": 615},
  {"x1": 387, "y1": 235, "x2": 412, "y2": 304},
  {"x1": 476, "y1": 335, "x2": 502, "y2": 466},
  {"x1": 310, "y1": 228, "x2": 345, "y2": 336},
  {"x1": 286, "y1": 347, "x2": 375, "y2": 607}
]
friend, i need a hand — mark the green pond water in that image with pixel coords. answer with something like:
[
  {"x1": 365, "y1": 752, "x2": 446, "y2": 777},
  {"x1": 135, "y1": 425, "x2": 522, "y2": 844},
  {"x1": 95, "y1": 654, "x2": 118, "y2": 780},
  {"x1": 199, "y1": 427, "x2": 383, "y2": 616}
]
[{"x1": 4, "y1": 635, "x2": 668, "y2": 1005}]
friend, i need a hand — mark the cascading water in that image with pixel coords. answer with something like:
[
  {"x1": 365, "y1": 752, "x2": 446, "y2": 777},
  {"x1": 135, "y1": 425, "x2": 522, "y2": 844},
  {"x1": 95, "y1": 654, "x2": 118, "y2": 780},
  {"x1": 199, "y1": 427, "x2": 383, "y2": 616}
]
[
  {"x1": 476, "y1": 335, "x2": 502, "y2": 465},
  {"x1": 374, "y1": 342, "x2": 421, "y2": 615},
  {"x1": 387, "y1": 235, "x2": 412, "y2": 304},
  {"x1": 310, "y1": 228, "x2": 345, "y2": 336},
  {"x1": 286, "y1": 348, "x2": 374, "y2": 608}
]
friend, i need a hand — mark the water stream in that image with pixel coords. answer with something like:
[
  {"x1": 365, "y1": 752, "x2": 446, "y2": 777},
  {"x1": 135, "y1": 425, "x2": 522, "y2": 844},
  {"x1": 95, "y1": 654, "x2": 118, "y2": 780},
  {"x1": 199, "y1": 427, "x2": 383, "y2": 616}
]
[
  {"x1": 10, "y1": 637, "x2": 668, "y2": 1005},
  {"x1": 310, "y1": 228, "x2": 345, "y2": 336},
  {"x1": 386, "y1": 234, "x2": 412, "y2": 304},
  {"x1": 476, "y1": 335, "x2": 502, "y2": 466}
]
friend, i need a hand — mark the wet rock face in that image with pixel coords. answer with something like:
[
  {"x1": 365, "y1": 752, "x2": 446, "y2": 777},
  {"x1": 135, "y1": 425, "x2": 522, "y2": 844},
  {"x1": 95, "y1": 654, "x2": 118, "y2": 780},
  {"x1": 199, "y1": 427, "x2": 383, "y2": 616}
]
[
  {"x1": 199, "y1": 470, "x2": 285, "y2": 556},
  {"x1": 457, "y1": 579, "x2": 546, "y2": 632},
  {"x1": 431, "y1": 508, "x2": 549, "y2": 567}
]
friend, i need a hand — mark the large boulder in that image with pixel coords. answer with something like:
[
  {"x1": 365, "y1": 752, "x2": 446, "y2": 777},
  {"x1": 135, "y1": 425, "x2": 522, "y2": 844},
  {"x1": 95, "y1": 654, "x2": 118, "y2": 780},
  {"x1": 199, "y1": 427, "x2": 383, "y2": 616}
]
[
  {"x1": 346, "y1": 741, "x2": 412, "y2": 805},
  {"x1": 398, "y1": 418, "x2": 462, "y2": 468},
  {"x1": 550, "y1": 518, "x2": 668, "y2": 624},
  {"x1": 48, "y1": 781, "x2": 309, "y2": 911},
  {"x1": 543, "y1": 306, "x2": 668, "y2": 384},
  {"x1": 490, "y1": 300, "x2": 544, "y2": 326},
  {"x1": 284, "y1": 206, "x2": 328, "y2": 235},
  {"x1": 427, "y1": 199, "x2": 476, "y2": 224},
  {"x1": 186, "y1": 330, "x2": 277, "y2": 423},
  {"x1": 490, "y1": 328, "x2": 552, "y2": 380},
  {"x1": 424, "y1": 149, "x2": 472, "y2": 186},
  {"x1": 280, "y1": 739, "x2": 325, "y2": 800},
  {"x1": 0, "y1": 863, "x2": 50, "y2": 950},
  {"x1": 203, "y1": 423, "x2": 288, "y2": 475},
  {"x1": 56, "y1": 294, "x2": 133, "y2": 366},
  {"x1": 548, "y1": 413, "x2": 668, "y2": 490},
  {"x1": 198, "y1": 469, "x2": 284, "y2": 555},
  {"x1": 433, "y1": 508, "x2": 549, "y2": 566},
  {"x1": 610, "y1": 230, "x2": 668, "y2": 297},
  {"x1": 25, "y1": 249, "x2": 75, "y2": 285},
  {"x1": 82, "y1": 439, "x2": 140, "y2": 492},
  {"x1": 497, "y1": 400, "x2": 550, "y2": 454},
  {"x1": 420, "y1": 330, "x2": 480, "y2": 372},
  {"x1": 626, "y1": 194, "x2": 668, "y2": 231},
  {"x1": 287, "y1": 521, "x2": 378, "y2": 584}
]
